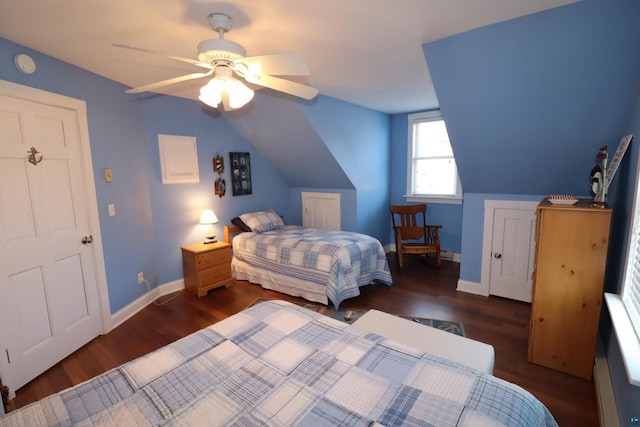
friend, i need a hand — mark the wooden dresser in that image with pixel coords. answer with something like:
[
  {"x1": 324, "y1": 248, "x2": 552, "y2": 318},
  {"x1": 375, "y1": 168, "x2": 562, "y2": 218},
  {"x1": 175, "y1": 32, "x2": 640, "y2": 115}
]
[
  {"x1": 527, "y1": 198, "x2": 611, "y2": 379},
  {"x1": 181, "y1": 241, "x2": 232, "y2": 297}
]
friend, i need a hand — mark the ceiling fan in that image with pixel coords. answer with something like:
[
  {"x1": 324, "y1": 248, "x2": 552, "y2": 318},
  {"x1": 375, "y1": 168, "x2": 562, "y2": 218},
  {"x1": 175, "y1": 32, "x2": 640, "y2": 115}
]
[{"x1": 114, "y1": 13, "x2": 318, "y2": 110}]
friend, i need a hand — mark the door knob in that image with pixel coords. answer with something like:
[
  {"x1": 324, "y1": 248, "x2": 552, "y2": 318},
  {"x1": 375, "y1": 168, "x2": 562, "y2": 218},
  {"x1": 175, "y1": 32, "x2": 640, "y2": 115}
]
[
  {"x1": 494, "y1": 252, "x2": 502, "y2": 259},
  {"x1": 81, "y1": 235, "x2": 93, "y2": 245}
]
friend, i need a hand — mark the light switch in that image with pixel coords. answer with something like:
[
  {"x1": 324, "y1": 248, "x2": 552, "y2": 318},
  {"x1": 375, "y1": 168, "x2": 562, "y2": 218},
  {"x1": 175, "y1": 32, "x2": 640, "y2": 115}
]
[
  {"x1": 104, "y1": 169, "x2": 113, "y2": 182},
  {"x1": 108, "y1": 203, "x2": 116, "y2": 216}
]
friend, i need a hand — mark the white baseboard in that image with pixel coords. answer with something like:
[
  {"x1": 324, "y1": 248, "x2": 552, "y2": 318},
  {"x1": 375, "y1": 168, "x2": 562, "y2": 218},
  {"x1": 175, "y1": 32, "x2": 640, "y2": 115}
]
[
  {"x1": 108, "y1": 279, "x2": 185, "y2": 332},
  {"x1": 594, "y1": 337, "x2": 620, "y2": 427},
  {"x1": 457, "y1": 279, "x2": 488, "y2": 296},
  {"x1": 0, "y1": 280, "x2": 185, "y2": 403}
]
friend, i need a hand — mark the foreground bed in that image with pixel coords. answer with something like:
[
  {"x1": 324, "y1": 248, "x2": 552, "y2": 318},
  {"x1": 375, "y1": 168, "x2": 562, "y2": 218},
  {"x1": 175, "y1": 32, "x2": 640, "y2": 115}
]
[
  {"x1": 1, "y1": 300, "x2": 557, "y2": 426},
  {"x1": 225, "y1": 210, "x2": 393, "y2": 308}
]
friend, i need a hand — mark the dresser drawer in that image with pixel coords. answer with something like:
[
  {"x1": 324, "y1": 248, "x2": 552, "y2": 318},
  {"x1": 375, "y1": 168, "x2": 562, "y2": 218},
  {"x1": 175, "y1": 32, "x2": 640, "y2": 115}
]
[
  {"x1": 198, "y1": 264, "x2": 231, "y2": 286},
  {"x1": 181, "y1": 242, "x2": 233, "y2": 297},
  {"x1": 197, "y1": 247, "x2": 231, "y2": 269}
]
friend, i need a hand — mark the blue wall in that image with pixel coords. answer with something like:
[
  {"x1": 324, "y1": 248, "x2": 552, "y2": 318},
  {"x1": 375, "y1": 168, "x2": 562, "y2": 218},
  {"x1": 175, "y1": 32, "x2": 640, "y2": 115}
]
[
  {"x1": 423, "y1": 0, "x2": 640, "y2": 197},
  {"x1": 140, "y1": 96, "x2": 292, "y2": 287},
  {"x1": 423, "y1": 0, "x2": 640, "y2": 281},
  {"x1": 302, "y1": 96, "x2": 391, "y2": 242}
]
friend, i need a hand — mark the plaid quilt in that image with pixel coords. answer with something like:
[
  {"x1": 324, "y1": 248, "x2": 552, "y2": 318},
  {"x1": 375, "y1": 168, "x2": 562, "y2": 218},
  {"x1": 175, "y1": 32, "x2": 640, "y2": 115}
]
[
  {"x1": 0, "y1": 301, "x2": 558, "y2": 427},
  {"x1": 232, "y1": 226, "x2": 393, "y2": 308}
]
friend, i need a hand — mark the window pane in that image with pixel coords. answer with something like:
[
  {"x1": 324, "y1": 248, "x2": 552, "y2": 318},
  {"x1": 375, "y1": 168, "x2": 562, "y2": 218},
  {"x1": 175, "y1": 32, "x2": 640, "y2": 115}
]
[
  {"x1": 623, "y1": 225, "x2": 640, "y2": 340},
  {"x1": 414, "y1": 121, "x2": 452, "y2": 157},
  {"x1": 407, "y1": 111, "x2": 462, "y2": 200},
  {"x1": 414, "y1": 158, "x2": 457, "y2": 195}
]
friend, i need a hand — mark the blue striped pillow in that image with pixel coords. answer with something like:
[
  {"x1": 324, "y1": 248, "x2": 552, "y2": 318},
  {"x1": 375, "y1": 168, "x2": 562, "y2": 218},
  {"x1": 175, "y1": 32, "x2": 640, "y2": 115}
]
[{"x1": 239, "y1": 209, "x2": 284, "y2": 233}]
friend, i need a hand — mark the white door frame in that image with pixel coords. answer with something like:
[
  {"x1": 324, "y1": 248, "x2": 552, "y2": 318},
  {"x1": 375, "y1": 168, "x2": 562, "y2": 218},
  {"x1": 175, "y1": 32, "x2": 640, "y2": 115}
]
[
  {"x1": 480, "y1": 200, "x2": 539, "y2": 297},
  {"x1": 0, "y1": 80, "x2": 110, "y2": 333}
]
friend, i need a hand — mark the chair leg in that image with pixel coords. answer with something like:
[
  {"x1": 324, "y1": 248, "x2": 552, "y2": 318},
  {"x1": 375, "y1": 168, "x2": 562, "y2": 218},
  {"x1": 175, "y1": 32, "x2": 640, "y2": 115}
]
[
  {"x1": 396, "y1": 251, "x2": 403, "y2": 269},
  {"x1": 435, "y1": 250, "x2": 441, "y2": 267}
]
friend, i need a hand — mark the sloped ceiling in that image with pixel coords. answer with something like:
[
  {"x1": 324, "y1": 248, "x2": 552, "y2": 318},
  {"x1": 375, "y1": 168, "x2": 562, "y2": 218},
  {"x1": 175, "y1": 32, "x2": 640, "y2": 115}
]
[
  {"x1": 423, "y1": 0, "x2": 640, "y2": 196},
  {"x1": 0, "y1": 0, "x2": 579, "y2": 115},
  {"x1": 3, "y1": 1, "x2": 601, "y2": 197},
  {"x1": 223, "y1": 91, "x2": 353, "y2": 189}
]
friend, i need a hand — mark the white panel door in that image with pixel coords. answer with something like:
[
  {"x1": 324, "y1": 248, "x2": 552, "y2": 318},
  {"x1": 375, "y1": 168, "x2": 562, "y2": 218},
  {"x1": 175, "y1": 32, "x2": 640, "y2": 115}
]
[
  {"x1": 302, "y1": 192, "x2": 341, "y2": 230},
  {"x1": 489, "y1": 208, "x2": 537, "y2": 302},
  {"x1": 0, "y1": 94, "x2": 101, "y2": 393}
]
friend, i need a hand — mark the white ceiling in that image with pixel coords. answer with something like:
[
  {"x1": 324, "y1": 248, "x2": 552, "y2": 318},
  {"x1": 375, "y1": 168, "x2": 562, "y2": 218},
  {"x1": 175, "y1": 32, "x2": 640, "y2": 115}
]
[{"x1": 0, "y1": 0, "x2": 578, "y2": 114}]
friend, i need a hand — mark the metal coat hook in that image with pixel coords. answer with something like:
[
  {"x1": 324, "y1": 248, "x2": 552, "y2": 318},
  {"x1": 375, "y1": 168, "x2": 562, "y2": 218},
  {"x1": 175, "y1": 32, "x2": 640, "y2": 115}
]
[{"x1": 27, "y1": 147, "x2": 43, "y2": 166}]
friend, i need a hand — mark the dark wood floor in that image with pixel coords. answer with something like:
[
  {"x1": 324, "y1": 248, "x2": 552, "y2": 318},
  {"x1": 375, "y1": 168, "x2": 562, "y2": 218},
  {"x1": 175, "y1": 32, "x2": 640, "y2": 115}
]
[{"x1": 10, "y1": 256, "x2": 599, "y2": 426}]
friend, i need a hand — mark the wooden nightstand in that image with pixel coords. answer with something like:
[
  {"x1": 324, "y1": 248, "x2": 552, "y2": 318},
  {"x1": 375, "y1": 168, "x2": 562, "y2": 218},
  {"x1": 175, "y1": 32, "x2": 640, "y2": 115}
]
[{"x1": 181, "y1": 241, "x2": 232, "y2": 297}]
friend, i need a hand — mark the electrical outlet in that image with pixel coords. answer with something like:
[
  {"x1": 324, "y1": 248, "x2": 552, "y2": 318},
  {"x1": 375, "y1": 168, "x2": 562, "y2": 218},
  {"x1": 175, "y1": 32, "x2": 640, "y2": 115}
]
[{"x1": 137, "y1": 272, "x2": 144, "y2": 284}]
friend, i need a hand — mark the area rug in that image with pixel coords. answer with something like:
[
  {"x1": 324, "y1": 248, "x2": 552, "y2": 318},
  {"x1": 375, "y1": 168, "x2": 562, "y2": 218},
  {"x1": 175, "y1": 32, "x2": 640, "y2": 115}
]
[{"x1": 248, "y1": 298, "x2": 465, "y2": 337}]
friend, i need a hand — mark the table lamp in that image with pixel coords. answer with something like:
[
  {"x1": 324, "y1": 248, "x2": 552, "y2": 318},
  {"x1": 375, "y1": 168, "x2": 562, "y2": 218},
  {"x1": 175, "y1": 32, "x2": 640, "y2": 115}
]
[{"x1": 199, "y1": 209, "x2": 219, "y2": 244}]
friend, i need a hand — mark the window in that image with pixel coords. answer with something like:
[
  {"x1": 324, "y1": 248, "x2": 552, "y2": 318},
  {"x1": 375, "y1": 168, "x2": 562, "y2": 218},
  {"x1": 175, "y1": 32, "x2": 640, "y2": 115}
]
[
  {"x1": 622, "y1": 212, "x2": 640, "y2": 337},
  {"x1": 407, "y1": 111, "x2": 462, "y2": 204},
  {"x1": 621, "y1": 170, "x2": 640, "y2": 340},
  {"x1": 604, "y1": 153, "x2": 640, "y2": 385}
]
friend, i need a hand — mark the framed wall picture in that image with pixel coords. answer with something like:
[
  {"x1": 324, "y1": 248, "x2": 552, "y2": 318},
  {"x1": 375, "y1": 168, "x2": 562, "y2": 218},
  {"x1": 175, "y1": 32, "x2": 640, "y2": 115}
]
[
  {"x1": 213, "y1": 154, "x2": 224, "y2": 175},
  {"x1": 215, "y1": 178, "x2": 226, "y2": 198},
  {"x1": 229, "y1": 152, "x2": 252, "y2": 196}
]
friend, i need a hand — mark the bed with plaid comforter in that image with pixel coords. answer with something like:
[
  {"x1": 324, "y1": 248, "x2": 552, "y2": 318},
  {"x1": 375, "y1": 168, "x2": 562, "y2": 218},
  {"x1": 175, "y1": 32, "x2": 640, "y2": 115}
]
[
  {"x1": 1, "y1": 300, "x2": 557, "y2": 427},
  {"x1": 231, "y1": 226, "x2": 392, "y2": 308}
]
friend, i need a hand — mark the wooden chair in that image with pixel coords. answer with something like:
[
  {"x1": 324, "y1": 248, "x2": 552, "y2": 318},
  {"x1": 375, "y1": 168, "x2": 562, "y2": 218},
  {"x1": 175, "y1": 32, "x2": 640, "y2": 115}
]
[{"x1": 390, "y1": 204, "x2": 442, "y2": 269}]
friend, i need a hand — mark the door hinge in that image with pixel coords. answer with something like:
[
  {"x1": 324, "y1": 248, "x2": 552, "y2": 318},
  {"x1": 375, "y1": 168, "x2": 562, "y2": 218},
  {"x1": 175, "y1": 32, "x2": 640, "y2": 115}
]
[{"x1": 5, "y1": 349, "x2": 10, "y2": 364}]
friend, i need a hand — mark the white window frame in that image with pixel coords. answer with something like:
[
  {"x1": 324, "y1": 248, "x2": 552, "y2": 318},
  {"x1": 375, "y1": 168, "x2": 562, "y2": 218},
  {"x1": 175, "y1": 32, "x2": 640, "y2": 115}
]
[
  {"x1": 406, "y1": 111, "x2": 462, "y2": 205},
  {"x1": 604, "y1": 151, "x2": 640, "y2": 386}
]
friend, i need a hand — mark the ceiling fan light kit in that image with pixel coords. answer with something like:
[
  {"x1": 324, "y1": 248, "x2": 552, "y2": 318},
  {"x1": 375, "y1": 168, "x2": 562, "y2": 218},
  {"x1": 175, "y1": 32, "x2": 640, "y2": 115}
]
[
  {"x1": 199, "y1": 66, "x2": 255, "y2": 110},
  {"x1": 114, "y1": 12, "x2": 318, "y2": 111}
]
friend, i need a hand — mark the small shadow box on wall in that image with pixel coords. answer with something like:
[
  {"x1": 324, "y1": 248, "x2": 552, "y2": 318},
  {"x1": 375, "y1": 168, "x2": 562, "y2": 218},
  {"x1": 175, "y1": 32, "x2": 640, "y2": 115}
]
[{"x1": 229, "y1": 152, "x2": 252, "y2": 196}]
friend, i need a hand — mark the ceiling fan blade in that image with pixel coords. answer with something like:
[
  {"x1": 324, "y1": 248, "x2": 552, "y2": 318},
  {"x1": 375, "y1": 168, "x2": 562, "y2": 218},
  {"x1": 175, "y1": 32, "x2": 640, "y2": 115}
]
[
  {"x1": 236, "y1": 52, "x2": 310, "y2": 76},
  {"x1": 112, "y1": 43, "x2": 212, "y2": 69},
  {"x1": 125, "y1": 69, "x2": 214, "y2": 94},
  {"x1": 245, "y1": 74, "x2": 318, "y2": 100}
]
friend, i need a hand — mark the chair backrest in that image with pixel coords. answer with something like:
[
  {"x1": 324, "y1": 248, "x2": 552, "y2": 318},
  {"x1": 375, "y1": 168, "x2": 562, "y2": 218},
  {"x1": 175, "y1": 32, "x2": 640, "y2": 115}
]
[{"x1": 390, "y1": 204, "x2": 427, "y2": 241}]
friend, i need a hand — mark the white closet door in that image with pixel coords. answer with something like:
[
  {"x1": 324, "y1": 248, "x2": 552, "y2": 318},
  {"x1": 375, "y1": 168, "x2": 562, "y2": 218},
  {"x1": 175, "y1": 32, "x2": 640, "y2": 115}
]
[
  {"x1": 302, "y1": 192, "x2": 341, "y2": 230},
  {"x1": 0, "y1": 91, "x2": 101, "y2": 395}
]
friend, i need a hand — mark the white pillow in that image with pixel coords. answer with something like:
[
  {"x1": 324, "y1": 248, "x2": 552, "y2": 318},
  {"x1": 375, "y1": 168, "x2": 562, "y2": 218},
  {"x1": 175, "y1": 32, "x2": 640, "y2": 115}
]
[{"x1": 239, "y1": 209, "x2": 284, "y2": 233}]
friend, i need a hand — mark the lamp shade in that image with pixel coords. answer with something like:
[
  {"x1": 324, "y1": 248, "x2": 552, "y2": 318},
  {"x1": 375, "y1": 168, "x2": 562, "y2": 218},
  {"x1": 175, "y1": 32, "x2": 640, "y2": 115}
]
[
  {"x1": 198, "y1": 209, "x2": 219, "y2": 225},
  {"x1": 198, "y1": 78, "x2": 224, "y2": 108},
  {"x1": 199, "y1": 66, "x2": 254, "y2": 110}
]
